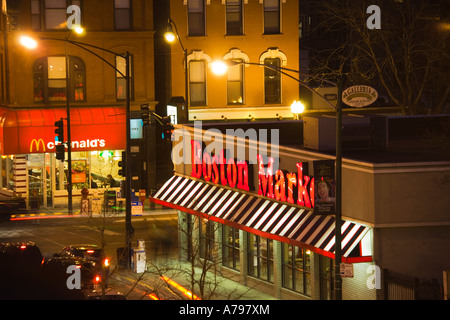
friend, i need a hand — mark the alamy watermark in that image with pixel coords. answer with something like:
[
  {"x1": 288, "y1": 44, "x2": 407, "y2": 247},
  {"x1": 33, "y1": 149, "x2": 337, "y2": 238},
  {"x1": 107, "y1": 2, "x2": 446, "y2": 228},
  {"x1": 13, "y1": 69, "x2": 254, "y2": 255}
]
[
  {"x1": 171, "y1": 121, "x2": 280, "y2": 170},
  {"x1": 367, "y1": 5, "x2": 381, "y2": 30}
]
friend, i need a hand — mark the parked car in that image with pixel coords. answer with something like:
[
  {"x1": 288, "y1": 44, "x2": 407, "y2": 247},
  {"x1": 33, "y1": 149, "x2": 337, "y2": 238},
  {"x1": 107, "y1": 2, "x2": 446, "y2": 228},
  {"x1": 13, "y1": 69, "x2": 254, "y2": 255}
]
[
  {"x1": 55, "y1": 244, "x2": 111, "y2": 285},
  {"x1": 41, "y1": 256, "x2": 103, "y2": 298},
  {"x1": 0, "y1": 189, "x2": 27, "y2": 221},
  {"x1": 0, "y1": 241, "x2": 44, "y2": 299}
]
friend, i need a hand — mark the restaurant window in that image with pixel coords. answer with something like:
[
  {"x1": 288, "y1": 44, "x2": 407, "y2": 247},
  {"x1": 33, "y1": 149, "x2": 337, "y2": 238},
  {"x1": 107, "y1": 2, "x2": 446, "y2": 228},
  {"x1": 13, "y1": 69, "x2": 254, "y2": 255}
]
[
  {"x1": 188, "y1": 0, "x2": 205, "y2": 36},
  {"x1": 44, "y1": 0, "x2": 82, "y2": 30},
  {"x1": 33, "y1": 56, "x2": 86, "y2": 103},
  {"x1": 227, "y1": 59, "x2": 244, "y2": 105},
  {"x1": 247, "y1": 234, "x2": 273, "y2": 282},
  {"x1": 116, "y1": 54, "x2": 134, "y2": 101},
  {"x1": 222, "y1": 225, "x2": 240, "y2": 270},
  {"x1": 226, "y1": 0, "x2": 243, "y2": 35},
  {"x1": 114, "y1": 0, "x2": 132, "y2": 30},
  {"x1": 264, "y1": 57, "x2": 281, "y2": 104},
  {"x1": 320, "y1": 255, "x2": 334, "y2": 300},
  {"x1": 199, "y1": 219, "x2": 215, "y2": 261},
  {"x1": 281, "y1": 243, "x2": 311, "y2": 296},
  {"x1": 263, "y1": 0, "x2": 280, "y2": 34},
  {"x1": 189, "y1": 59, "x2": 207, "y2": 106}
]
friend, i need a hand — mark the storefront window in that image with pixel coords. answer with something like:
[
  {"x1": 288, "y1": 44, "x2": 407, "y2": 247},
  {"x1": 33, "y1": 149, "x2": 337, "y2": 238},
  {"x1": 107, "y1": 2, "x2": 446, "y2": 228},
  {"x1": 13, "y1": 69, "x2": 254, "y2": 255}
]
[
  {"x1": 222, "y1": 225, "x2": 240, "y2": 270},
  {"x1": 199, "y1": 219, "x2": 215, "y2": 261},
  {"x1": 247, "y1": 234, "x2": 273, "y2": 282},
  {"x1": 319, "y1": 255, "x2": 334, "y2": 300},
  {"x1": 281, "y1": 243, "x2": 311, "y2": 296}
]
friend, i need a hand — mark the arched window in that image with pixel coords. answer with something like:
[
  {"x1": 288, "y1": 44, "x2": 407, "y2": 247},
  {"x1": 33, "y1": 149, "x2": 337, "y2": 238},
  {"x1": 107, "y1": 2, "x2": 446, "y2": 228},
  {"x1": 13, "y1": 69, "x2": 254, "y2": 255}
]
[
  {"x1": 33, "y1": 56, "x2": 86, "y2": 103},
  {"x1": 260, "y1": 48, "x2": 287, "y2": 104},
  {"x1": 187, "y1": 51, "x2": 211, "y2": 106}
]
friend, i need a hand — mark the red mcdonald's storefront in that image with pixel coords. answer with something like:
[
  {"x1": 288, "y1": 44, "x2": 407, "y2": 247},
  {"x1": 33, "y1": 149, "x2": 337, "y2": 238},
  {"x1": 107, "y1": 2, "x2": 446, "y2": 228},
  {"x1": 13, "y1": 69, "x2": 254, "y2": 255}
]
[{"x1": 0, "y1": 107, "x2": 126, "y2": 208}]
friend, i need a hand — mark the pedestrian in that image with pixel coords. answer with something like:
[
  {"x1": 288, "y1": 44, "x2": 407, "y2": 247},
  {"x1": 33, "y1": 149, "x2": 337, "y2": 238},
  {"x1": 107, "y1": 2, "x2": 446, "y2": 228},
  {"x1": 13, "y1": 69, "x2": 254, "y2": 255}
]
[{"x1": 107, "y1": 174, "x2": 118, "y2": 188}]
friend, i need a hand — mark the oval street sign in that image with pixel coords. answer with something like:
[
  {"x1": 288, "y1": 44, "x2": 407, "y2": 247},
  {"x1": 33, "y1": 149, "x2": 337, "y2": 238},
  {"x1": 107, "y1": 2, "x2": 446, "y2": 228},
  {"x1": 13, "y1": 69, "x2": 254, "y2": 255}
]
[{"x1": 342, "y1": 85, "x2": 378, "y2": 108}]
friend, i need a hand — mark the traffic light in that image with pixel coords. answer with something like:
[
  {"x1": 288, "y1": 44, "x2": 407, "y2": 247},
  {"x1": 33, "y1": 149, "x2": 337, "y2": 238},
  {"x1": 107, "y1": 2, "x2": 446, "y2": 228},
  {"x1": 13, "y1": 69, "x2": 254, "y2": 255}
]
[
  {"x1": 118, "y1": 151, "x2": 126, "y2": 177},
  {"x1": 55, "y1": 144, "x2": 65, "y2": 161},
  {"x1": 161, "y1": 116, "x2": 174, "y2": 141},
  {"x1": 140, "y1": 104, "x2": 150, "y2": 127},
  {"x1": 55, "y1": 120, "x2": 64, "y2": 143},
  {"x1": 54, "y1": 120, "x2": 65, "y2": 161}
]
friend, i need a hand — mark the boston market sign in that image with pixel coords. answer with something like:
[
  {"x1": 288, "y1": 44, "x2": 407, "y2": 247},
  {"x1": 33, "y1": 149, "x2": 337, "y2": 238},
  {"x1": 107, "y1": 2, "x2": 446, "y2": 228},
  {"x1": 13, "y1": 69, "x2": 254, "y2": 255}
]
[{"x1": 190, "y1": 141, "x2": 317, "y2": 209}]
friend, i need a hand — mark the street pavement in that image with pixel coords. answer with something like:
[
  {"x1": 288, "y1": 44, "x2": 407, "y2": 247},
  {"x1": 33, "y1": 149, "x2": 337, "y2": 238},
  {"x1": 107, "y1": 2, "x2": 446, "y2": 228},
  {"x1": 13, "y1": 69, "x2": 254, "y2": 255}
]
[{"x1": 8, "y1": 204, "x2": 277, "y2": 301}]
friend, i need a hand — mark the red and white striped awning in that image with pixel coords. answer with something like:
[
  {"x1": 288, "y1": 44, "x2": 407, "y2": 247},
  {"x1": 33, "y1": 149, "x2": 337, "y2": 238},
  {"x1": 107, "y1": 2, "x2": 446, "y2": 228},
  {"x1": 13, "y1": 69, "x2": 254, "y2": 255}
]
[{"x1": 150, "y1": 174, "x2": 372, "y2": 263}]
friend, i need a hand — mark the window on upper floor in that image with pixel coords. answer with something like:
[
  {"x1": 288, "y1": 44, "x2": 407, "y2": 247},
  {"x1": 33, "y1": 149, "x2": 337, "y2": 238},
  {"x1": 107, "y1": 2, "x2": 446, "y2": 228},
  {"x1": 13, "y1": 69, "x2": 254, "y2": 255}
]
[
  {"x1": 189, "y1": 59, "x2": 207, "y2": 106},
  {"x1": 263, "y1": 0, "x2": 280, "y2": 34},
  {"x1": 188, "y1": 0, "x2": 205, "y2": 36},
  {"x1": 114, "y1": 0, "x2": 132, "y2": 30},
  {"x1": 264, "y1": 57, "x2": 281, "y2": 104},
  {"x1": 43, "y1": 0, "x2": 82, "y2": 31},
  {"x1": 33, "y1": 56, "x2": 86, "y2": 103},
  {"x1": 116, "y1": 54, "x2": 134, "y2": 101},
  {"x1": 226, "y1": 0, "x2": 243, "y2": 35},
  {"x1": 227, "y1": 59, "x2": 244, "y2": 105}
]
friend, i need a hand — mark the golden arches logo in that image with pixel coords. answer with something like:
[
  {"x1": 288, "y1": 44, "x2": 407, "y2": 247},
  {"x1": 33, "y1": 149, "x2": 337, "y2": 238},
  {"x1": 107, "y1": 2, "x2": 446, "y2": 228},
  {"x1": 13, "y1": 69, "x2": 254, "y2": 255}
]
[{"x1": 30, "y1": 139, "x2": 46, "y2": 153}]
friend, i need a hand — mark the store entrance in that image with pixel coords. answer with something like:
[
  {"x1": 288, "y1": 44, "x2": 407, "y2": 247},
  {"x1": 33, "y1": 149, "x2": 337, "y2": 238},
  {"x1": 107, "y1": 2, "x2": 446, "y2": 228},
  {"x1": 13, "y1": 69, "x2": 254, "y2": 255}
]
[{"x1": 27, "y1": 153, "x2": 53, "y2": 209}]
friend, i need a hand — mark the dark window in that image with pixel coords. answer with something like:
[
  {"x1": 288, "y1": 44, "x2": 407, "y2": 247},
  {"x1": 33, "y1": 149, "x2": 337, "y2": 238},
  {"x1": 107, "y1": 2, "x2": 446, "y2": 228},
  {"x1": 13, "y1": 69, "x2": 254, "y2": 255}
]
[
  {"x1": 222, "y1": 225, "x2": 240, "y2": 270},
  {"x1": 44, "y1": 0, "x2": 81, "y2": 30},
  {"x1": 115, "y1": 0, "x2": 132, "y2": 30},
  {"x1": 226, "y1": 0, "x2": 243, "y2": 35},
  {"x1": 264, "y1": 0, "x2": 280, "y2": 34},
  {"x1": 247, "y1": 234, "x2": 273, "y2": 282},
  {"x1": 264, "y1": 57, "x2": 281, "y2": 104},
  {"x1": 31, "y1": 0, "x2": 41, "y2": 31},
  {"x1": 281, "y1": 243, "x2": 311, "y2": 296},
  {"x1": 33, "y1": 56, "x2": 86, "y2": 103},
  {"x1": 188, "y1": 0, "x2": 205, "y2": 36},
  {"x1": 199, "y1": 219, "x2": 215, "y2": 261}
]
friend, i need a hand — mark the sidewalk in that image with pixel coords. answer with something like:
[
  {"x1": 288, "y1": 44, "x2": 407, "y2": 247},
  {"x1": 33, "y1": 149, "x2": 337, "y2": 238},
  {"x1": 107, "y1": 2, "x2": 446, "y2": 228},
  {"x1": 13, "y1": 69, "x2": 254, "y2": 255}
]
[{"x1": 110, "y1": 259, "x2": 278, "y2": 300}]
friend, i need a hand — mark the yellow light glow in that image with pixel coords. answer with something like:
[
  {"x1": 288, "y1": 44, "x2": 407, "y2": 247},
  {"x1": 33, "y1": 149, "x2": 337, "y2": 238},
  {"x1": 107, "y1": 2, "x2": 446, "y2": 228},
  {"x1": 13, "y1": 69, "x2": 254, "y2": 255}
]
[
  {"x1": 20, "y1": 36, "x2": 38, "y2": 50},
  {"x1": 73, "y1": 25, "x2": 85, "y2": 35},
  {"x1": 291, "y1": 100, "x2": 305, "y2": 115},
  {"x1": 211, "y1": 60, "x2": 228, "y2": 75},
  {"x1": 164, "y1": 31, "x2": 176, "y2": 43}
]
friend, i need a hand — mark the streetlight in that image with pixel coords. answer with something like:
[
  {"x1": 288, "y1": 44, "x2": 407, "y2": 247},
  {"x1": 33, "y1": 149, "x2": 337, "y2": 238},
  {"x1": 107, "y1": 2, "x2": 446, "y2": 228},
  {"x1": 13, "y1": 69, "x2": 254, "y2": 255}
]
[
  {"x1": 213, "y1": 59, "x2": 344, "y2": 300},
  {"x1": 21, "y1": 34, "x2": 134, "y2": 270},
  {"x1": 164, "y1": 18, "x2": 189, "y2": 123},
  {"x1": 291, "y1": 100, "x2": 305, "y2": 120}
]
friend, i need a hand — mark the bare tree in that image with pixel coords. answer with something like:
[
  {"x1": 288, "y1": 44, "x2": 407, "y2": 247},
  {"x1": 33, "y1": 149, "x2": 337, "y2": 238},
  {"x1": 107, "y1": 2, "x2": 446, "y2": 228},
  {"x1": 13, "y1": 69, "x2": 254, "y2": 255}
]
[{"x1": 304, "y1": 0, "x2": 450, "y2": 115}]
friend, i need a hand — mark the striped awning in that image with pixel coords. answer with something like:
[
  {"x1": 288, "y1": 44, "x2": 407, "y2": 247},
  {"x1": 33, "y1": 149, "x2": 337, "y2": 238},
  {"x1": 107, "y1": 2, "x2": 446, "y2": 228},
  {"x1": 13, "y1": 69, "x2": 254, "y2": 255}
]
[{"x1": 150, "y1": 175, "x2": 372, "y2": 263}]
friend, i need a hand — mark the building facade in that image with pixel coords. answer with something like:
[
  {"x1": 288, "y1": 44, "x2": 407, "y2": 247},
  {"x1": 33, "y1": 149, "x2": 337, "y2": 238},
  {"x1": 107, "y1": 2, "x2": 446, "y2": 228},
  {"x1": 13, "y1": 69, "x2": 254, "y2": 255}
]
[
  {"x1": 0, "y1": 0, "x2": 156, "y2": 208},
  {"x1": 165, "y1": 0, "x2": 300, "y2": 122},
  {"x1": 151, "y1": 117, "x2": 450, "y2": 300}
]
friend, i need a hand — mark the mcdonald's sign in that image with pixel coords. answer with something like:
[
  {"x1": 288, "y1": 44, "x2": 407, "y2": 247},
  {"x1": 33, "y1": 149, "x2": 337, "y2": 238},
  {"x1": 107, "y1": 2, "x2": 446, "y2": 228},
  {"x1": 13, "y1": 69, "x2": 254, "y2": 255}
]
[{"x1": 29, "y1": 139, "x2": 46, "y2": 153}]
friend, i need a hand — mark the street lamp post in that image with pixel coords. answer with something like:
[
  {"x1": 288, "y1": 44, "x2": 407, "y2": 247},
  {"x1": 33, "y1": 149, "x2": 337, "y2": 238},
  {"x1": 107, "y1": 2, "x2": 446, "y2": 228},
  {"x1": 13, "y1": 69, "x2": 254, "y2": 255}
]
[
  {"x1": 214, "y1": 59, "x2": 344, "y2": 300},
  {"x1": 22, "y1": 35, "x2": 133, "y2": 269},
  {"x1": 164, "y1": 18, "x2": 189, "y2": 123}
]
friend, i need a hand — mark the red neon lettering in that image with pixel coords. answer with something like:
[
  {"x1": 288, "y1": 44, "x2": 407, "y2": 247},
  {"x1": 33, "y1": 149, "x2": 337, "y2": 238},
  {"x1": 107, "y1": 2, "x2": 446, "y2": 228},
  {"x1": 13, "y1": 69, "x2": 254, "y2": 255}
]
[
  {"x1": 227, "y1": 158, "x2": 237, "y2": 188},
  {"x1": 202, "y1": 152, "x2": 212, "y2": 182},
  {"x1": 219, "y1": 150, "x2": 227, "y2": 186},
  {"x1": 257, "y1": 155, "x2": 274, "y2": 199},
  {"x1": 274, "y1": 170, "x2": 286, "y2": 202},
  {"x1": 286, "y1": 172, "x2": 297, "y2": 204},
  {"x1": 310, "y1": 177, "x2": 315, "y2": 208},
  {"x1": 237, "y1": 161, "x2": 250, "y2": 191},
  {"x1": 297, "y1": 162, "x2": 312, "y2": 208},
  {"x1": 211, "y1": 155, "x2": 220, "y2": 184},
  {"x1": 191, "y1": 140, "x2": 202, "y2": 179}
]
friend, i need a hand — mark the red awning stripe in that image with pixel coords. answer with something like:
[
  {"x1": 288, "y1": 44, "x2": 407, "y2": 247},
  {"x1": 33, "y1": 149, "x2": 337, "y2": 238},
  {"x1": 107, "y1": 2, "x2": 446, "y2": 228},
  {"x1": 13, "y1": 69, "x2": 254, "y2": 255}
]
[{"x1": 150, "y1": 174, "x2": 372, "y2": 262}]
